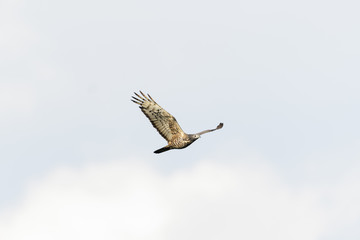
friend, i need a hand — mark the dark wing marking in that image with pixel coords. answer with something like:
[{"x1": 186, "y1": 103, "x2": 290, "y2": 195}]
[
  {"x1": 196, "y1": 123, "x2": 223, "y2": 135},
  {"x1": 132, "y1": 91, "x2": 185, "y2": 142}
]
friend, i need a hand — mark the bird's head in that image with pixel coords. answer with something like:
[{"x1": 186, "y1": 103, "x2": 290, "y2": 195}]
[{"x1": 189, "y1": 134, "x2": 201, "y2": 141}]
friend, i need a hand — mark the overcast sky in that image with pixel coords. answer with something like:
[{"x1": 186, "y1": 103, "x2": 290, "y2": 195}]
[{"x1": 1, "y1": 0, "x2": 360, "y2": 239}]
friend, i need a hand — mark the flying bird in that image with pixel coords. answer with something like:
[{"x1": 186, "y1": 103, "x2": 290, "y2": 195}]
[{"x1": 131, "y1": 91, "x2": 223, "y2": 154}]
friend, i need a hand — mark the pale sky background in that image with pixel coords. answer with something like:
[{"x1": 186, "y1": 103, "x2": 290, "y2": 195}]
[{"x1": 1, "y1": 0, "x2": 360, "y2": 239}]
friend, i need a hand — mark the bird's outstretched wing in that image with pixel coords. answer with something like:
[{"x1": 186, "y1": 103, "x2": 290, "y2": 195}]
[
  {"x1": 131, "y1": 91, "x2": 185, "y2": 142},
  {"x1": 196, "y1": 123, "x2": 224, "y2": 135}
]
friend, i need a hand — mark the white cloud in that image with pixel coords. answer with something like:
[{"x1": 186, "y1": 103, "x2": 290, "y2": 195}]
[
  {"x1": 316, "y1": 161, "x2": 360, "y2": 239},
  {"x1": 0, "y1": 159, "x2": 334, "y2": 240}
]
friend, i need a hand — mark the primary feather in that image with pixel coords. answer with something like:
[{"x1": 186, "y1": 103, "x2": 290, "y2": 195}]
[{"x1": 131, "y1": 91, "x2": 184, "y2": 142}]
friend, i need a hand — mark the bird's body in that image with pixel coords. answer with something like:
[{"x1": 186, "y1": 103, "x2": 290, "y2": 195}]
[{"x1": 131, "y1": 91, "x2": 223, "y2": 154}]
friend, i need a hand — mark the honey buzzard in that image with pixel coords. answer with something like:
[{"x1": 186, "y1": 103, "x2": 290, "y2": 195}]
[{"x1": 131, "y1": 91, "x2": 223, "y2": 154}]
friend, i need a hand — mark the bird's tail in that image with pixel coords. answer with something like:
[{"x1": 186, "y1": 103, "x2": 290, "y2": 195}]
[{"x1": 154, "y1": 146, "x2": 171, "y2": 154}]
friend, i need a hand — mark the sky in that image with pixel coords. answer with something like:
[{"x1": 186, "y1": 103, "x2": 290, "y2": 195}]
[{"x1": 1, "y1": 0, "x2": 360, "y2": 239}]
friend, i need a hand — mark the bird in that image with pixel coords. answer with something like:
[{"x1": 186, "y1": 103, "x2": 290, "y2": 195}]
[{"x1": 131, "y1": 91, "x2": 223, "y2": 154}]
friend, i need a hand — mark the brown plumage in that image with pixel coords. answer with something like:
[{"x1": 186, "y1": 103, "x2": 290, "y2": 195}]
[{"x1": 131, "y1": 91, "x2": 223, "y2": 154}]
